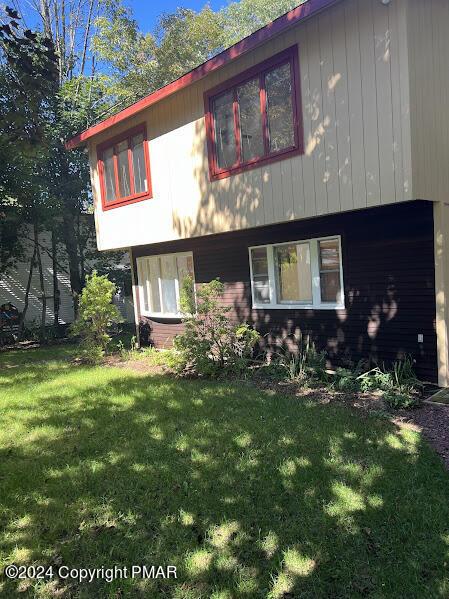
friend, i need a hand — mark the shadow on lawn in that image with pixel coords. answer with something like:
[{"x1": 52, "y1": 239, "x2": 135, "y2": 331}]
[{"x1": 1, "y1": 370, "x2": 449, "y2": 598}]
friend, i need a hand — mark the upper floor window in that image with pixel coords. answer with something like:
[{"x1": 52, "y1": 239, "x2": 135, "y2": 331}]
[
  {"x1": 97, "y1": 124, "x2": 152, "y2": 210},
  {"x1": 204, "y1": 46, "x2": 303, "y2": 181},
  {"x1": 249, "y1": 236, "x2": 344, "y2": 310}
]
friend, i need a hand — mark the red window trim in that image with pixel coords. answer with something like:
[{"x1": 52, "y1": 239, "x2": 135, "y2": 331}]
[
  {"x1": 204, "y1": 45, "x2": 304, "y2": 182},
  {"x1": 96, "y1": 123, "x2": 153, "y2": 210}
]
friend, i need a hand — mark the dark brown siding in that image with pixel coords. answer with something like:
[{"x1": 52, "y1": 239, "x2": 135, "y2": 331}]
[{"x1": 133, "y1": 201, "x2": 437, "y2": 381}]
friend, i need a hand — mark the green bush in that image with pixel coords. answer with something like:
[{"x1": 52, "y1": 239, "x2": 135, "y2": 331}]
[
  {"x1": 383, "y1": 390, "x2": 420, "y2": 409},
  {"x1": 70, "y1": 271, "x2": 123, "y2": 363},
  {"x1": 328, "y1": 356, "x2": 422, "y2": 409},
  {"x1": 173, "y1": 278, "x2": 260, "y2": 377}
]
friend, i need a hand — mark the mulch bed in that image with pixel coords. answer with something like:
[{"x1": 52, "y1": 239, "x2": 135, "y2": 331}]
[{"x1": 394, "y1": 404, "x2": 449, "y2": 470}]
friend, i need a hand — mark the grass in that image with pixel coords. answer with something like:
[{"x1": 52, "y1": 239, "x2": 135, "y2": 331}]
[{"x1": 0, "y1": 346, "x2": 448, "y2": 598}]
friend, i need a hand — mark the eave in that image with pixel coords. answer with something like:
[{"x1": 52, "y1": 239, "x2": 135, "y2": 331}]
[{"x1": 66, "y1": 0, "x2": 340, "y2": 150}]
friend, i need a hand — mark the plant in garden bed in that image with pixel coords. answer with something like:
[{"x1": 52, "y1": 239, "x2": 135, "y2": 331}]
[
  {"x1": 173, "y1": 276, "x2": 260, "y2": 377},
  {"x1": 69, "y1": 271, "x2": 123, "y2": 364},
  {"x1": 326, "y1": 356, "x2": 423, "y2": 408},
  {"x1": 271, "y1": 333, "x2": 327, "y2": 384}
]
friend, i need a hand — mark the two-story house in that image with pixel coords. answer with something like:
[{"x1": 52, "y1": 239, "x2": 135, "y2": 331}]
[{"x1": 67, "y1": 0, "x2": 449, "y2": 385}]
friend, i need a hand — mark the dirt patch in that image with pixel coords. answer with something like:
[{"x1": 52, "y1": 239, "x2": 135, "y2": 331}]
[
  {"x1": 394, "y1": 404, "x2": 449, "y2": 470},
  {"x1": 104, "y1": 355, "x2": 165, "y2": 375}
]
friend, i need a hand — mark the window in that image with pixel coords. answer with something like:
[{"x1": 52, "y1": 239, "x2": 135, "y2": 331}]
[
  {"x1": 97, "y1": 124, "x2": 152, "y2": 210},
  {"x1": 136, "y1": 252, "x2": 195, "y2": 317},
  {"x1": 204, "y1": 46, "x2": 303, "y2": 180},
  {"x1": 249, "y1": 237, "x2": 344, "y2": 310}
]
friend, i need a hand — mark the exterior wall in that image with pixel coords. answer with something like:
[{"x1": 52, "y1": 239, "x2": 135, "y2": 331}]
[
  {"x1": 407, "y1": 0, "x2": 449, "y2": 205},
  {"x1": 90, "y1": 0, "x2": 413, "y2": 251},
  {"x1": 0, "y1": 226, "x2": 135, "y2": 326},
  {"x1": 0, "y1": 228, "x2": 75, "y2": 325},
  {"x1": 133, "y1": 201, "x2": 437, "y2": 382},
  {"x1": 433, "y1": 202, "x2": 449, "y2": 387}
]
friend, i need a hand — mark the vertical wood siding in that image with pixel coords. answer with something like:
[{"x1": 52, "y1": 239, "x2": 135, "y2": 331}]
[
  {"x1": 134, "y1": 201, "x2": 437, "y2": 382},
  {"x1": 407, "y1": 0, "x2": 449, "y2": 204},
  {"x1": 89, "y1": 0, "x2": 413, "y2": 251}
]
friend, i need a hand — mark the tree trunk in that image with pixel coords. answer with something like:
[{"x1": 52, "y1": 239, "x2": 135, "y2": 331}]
[
  {"x1": 34, "y1": 223, "x2": 47, "y2": 342},
  {"x1": 51, "y1": 229, "x2": 60, "y2": 330},
  {"x1": 18, "y1": 241, "x2": 37, "y2": 338},
  {"x1": 62, "y1": 209, "x2": 83, "y2": 317}
]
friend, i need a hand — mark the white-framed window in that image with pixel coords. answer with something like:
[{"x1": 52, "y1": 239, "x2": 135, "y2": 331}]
[
  {"x1": 136, "y1": 252, "x2": 195, "y2": 318},
  {"x1": 248, "y1": 236, "x2": 344, "y2": 310}
]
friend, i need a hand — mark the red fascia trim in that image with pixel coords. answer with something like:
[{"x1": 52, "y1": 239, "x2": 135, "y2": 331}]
[
  {"x1": 97, "y1": 123, "x2": 153, "y2": 211},
  {"x1": 66, "y1": 0, "x2": 339, "y2": 149},
  {"x1": 204, "y1": 45, "x2": 304, "y2": 181}
]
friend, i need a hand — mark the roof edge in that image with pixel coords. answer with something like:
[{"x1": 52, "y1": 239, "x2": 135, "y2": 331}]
[{"x1": 66, "y1": 0, "x2": 339, "y2": 149}]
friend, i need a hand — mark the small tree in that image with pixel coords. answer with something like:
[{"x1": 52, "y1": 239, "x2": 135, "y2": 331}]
[
  {"x1": 174, "y1": 277, "x2": 260, "y2": 377},
  {"x1": 70, "y1": 271, "x2": 122, "y2": 362}
]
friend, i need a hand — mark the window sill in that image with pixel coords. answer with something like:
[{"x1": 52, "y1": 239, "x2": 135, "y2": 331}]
[
  {"x1": 210, "y1": 145, "x2": 303, "y2": 181},
  {"x1": 141, "y1": 312, "x2": 184, "y2": 320},
  {"x1": 102, "y1": 191, "x2": 152, "y2": 211},
  {"x1": 252, "y1": 303, "x2": 345, "y2": 311}
]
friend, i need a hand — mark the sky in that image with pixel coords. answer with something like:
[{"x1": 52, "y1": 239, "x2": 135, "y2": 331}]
[
  {"x1": 16, "y1": 0, "x2": 226, "y2": 35},
  {"x1": 129, "y1": 0, "x2": 225, "y2": 33}
]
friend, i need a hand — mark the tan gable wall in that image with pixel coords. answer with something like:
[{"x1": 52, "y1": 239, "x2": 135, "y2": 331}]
[
  {"x1": 89, "y1": 0, "x2": 413, "y2": 251},
  {"x1": 407, "y1": 0, "x2": 449, "y2": 205}
]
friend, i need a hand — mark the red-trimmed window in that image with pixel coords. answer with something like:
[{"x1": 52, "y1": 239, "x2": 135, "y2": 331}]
[
  {"x1": 204, "y1": 45, "x2": 303, "y2": 181},
  {"x1": 97, "y1": 124, "x2": 152, "y2": 210}
]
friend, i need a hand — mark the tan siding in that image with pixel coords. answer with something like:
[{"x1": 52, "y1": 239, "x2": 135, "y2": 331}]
[
  {"x1": 408, "y1": 0, "x2": 449, "y2": 204},
  {"x1": 332, "y1": 1, "x2": 353, "y2": 213},
  {"x1": 90, "y1": 0, "x2": 414, "y2": 251}
]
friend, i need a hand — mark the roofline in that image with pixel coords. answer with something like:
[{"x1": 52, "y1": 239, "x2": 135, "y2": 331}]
[{"x1": 66, "y1": 0, "x2": 339, "y2": 150}]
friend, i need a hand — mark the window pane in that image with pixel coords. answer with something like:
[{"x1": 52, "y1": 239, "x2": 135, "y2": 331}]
[
  {"x1": 265, "y1": 63, "x2": 295, "y2": 153},
  {"x1": 138, "y1": 259, "x2": 149, "y2": 313},
  {"x1": 237, "y1": 77, "x2": 264, "y2": 162},
  {"x1": 319, "y1": 239, "x2": 341, "y2": 303},
  {"x1": 250, "y1": 247, "x2": 270, "y2": 304},
  {"x1": 176, "y1": 255, "x2": 194, "y2": 282},
  {"x1": 177, "y1": 255, "x2": 195, "y2": 312},
  {"x1": 131, "y1": 133, "x2": 148, "y2": 194},
  {"x1": 275, "y1": 243, "x2": 312, "y2": 303},
  {"x1": 160, "y1": 255, "x2": 178, "y2": 314},
  {"x1": 148, "y1": 257, "x2": 161, "y2": 313},
  {"x1": 296, "y1": 243, "x2": 312, "y2": 302},
  {"x1": 319, "y1": 239, "x2": 340, "y2": 271},
  {"x1": 102, "y1": 147, "x2": 116, "y2": 202},
  {"x1": 117, "y1": 140, "x2": 131, "y2": 197},
  {"x1": 276, "y1": 244, "x2": 299, "y2": 302},
  {"x1": 320, "y1": 272, "x2": 341, "y2": 303},
  {"x1": 213, "y1": 91, "x2": 237, "y2": 169}
]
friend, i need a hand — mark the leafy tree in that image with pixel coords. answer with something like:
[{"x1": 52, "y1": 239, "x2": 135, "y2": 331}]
[
  {"x1": 92, "y1": 0, "x2": 306, "y2": 107},
  {"x1": 70, "y1": 270, "x2": 122, "y2": 362},
  {"x1": 3, "y1": 1, "x2": 128, "y2": 323},
  {"x1": 220, "y1": 0, "x2": 304, "y2": 46}
]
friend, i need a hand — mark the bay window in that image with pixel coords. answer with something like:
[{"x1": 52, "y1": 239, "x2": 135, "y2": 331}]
[
  {"x1": 136, "y1": 252, "x2": 195, "y2": 318},
  {"x1": 204, "y1": 45, "x2": 303, "y2": 180},
  {"x1": 249, "y1": 237, "x2": 344, "y2": 309},
  {"x1": 97, "y1": 124, "x2": 152, "y2": 210}
]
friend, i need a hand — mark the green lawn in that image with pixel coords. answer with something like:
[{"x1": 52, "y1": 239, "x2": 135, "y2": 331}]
[{"x1": 0, "y1": 347, "x2": 448, "y2": 598}]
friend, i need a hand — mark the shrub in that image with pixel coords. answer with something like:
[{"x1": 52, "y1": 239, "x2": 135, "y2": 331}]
[
  {"x1": 70, "y1": 271, "x2": 123, "y2": 363},
  {"x1": 173, "y1": 278, "x2": 260, "y2": 377}
]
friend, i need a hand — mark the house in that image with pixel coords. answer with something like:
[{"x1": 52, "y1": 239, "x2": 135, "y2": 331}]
[
  {"x1": 0, "y1": 221, "x2": 134, "y2": 328},
  {"x1": 67, "y1": 0, "x2": 449, "y2": 385}
]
